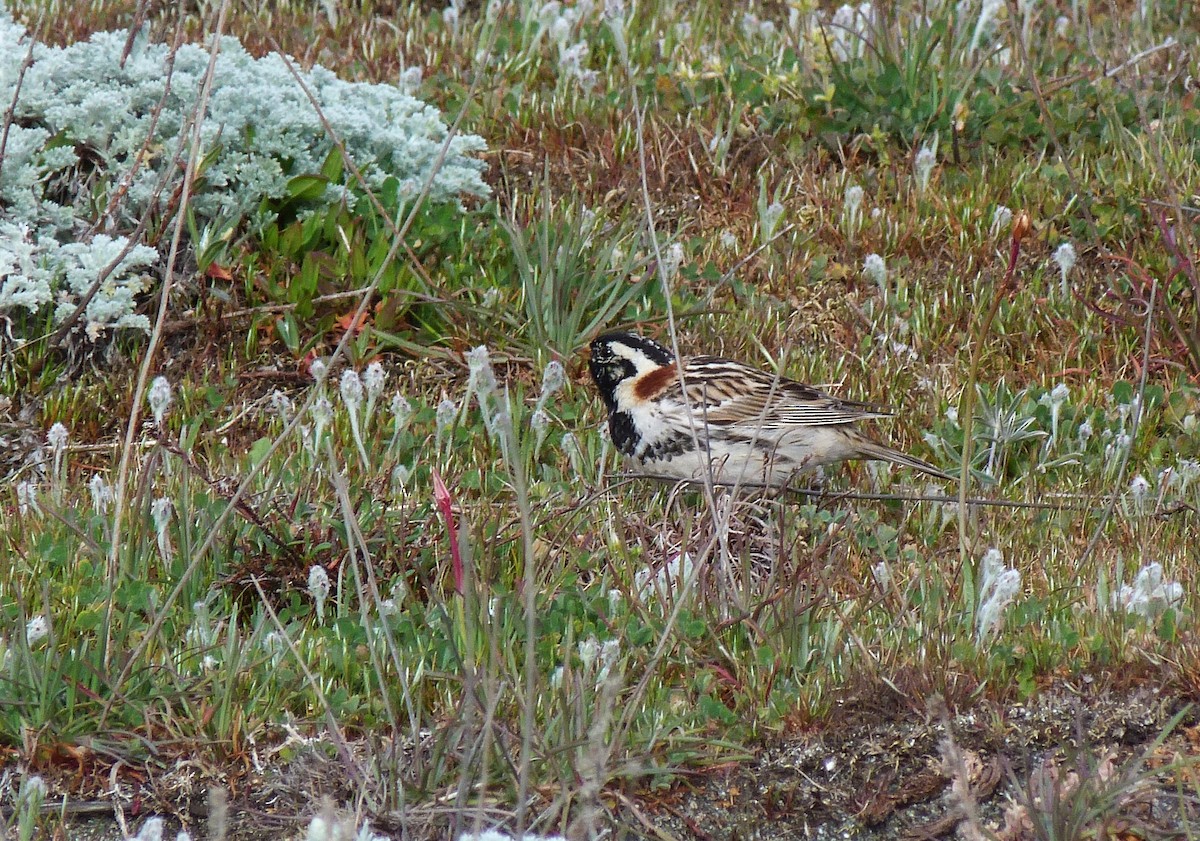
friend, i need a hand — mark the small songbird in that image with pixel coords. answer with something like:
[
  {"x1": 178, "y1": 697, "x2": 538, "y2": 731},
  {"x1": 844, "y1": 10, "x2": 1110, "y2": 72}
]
[{"x1": 588, "y1": 331, "x2": 953, "y2": 488}]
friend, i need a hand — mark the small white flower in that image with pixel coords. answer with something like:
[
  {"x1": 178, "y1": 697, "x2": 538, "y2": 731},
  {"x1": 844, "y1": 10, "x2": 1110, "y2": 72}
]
[
  {"x1": 1053, "y1": 242, "x2": 1077, "y2": 296},
  {"x1": 151, "y1": 497, "x2": 172, "y2": 533},
  {"x1": 135, "y1": 816, "x2": 164, "y2": 841},
  {"x1": 19, "y1": 775, "x2": 47, "y2": 803},
  {"x1": 466, "y1": 346, "x2": 498, "y2": 401},
  {"x1": 662, "y1": 242, "x2": 684, "y2": 283},
  {"x1": 596, "y1": 638, "x2": 621, "y2": 684},
  {"x1": 540, "y1": 361, "x2": 565, "y2": 401},
  {"x1": 201, "y1": 654, "x2": 219, "y2": 671},
  {"x1": 26, "y1": 615, "x2": 50, "y2": 645},
  {"x1": 1054, "y1": 15, "x2": 1070, "y2": 37},
  {"x1": 578, "y1": 636, "x2": 600, "y2": 670},
  {"x1": 435, "y1": 397, "x2": 457, "y2": 438},
  {"x1": 398, "y1": 65, "x2": 422, "y2": 92},
  {"x1": 16, "y1": 481, "x2": 39, "y2": 516},
  {"x1": 306, "y1": 816, "x2": 330, "y2": 841},
  {"x1": 843, "y1": 184, "x2": 865, "y2": 236},
  {"x1": 531, "y1": 410, "x2": 550, "y2": 450},
  {"x1": 560, "y1": 431, "x2": 583, "y2": 476},
  {"x1": 1116, "y1": 562, "x2": 1182, "y2": 619},
  {"x1": 862, "y1": 253, "x2": 887, "y2": 289},
  {"x1": 47, "y1": 422, "x2": 68, "y2": 453},
  {"x1": 364, "y1": 362, "x2": 386, "y2": 401},
  {"x1": 946, "y1": 406, "x2": 959, "y2": 425},
  {"x1": 1050, "y1": 383, "x2": 1069, "y2": 406},
  {"x1": 607, "y1": 588, "x2": 622, "y2": 615},
  {"x1": 914, "y1": 143, "x2": 937, "y2": 194},
  {"x1": 148, "y1": 376, "x2": 172, "y2": 426},
  {"x1": 719, "y1": 230, "x2": 737, "y2": 249},
  {"x1": 871, "y1": 561, "x2": 891, "y2": 588},
  {"x1": 761, "y1": 201, "x2": 785, "y2": 241},
  {"x1": 339, "y1": 369, "x2": 364, "y2": 409},
  {"x1": 1129, "y1": 474, "x2": 1151, "y2": 505},
  {"x1": 270, "y1": 389, "x2": 293, "y2": 421},
  {"x1": 152, "y1": 497, "x2": 173, "y2": 558},
  {"x1": 308, "y1": 565, "x2": 331, "y2": 622},
  {"x1": 990, "y1": 205, "x2": 1012, "y2": 238},
  {"x1": 263, "y1": 631, "x2": 286, "y2": 663},
  {"x1": 391, "y1": 463, "x2": 411, "y2": 489},
  {"x1": 309, "y1": 359, "x2": 328, "y2": 383},
  {"x1": 1077, "y1": 420, "x2": 1093, "y2": 443},
  {"x1": 390, "y1": 394, "x2": 413, "y2": 430},
  {"x1": 976, "y1": 548, "x2": 1020, "y2": 642}
]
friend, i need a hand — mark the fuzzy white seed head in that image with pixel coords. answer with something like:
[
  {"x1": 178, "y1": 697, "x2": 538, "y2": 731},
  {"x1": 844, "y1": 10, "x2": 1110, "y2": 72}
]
[
  {"x1": 308, "y1": 565, "x2": 331, "y2": 621},
  {"x1": 466, "y1": 346, "x2": 498, "y2": 400},
  {"x1": 26, "y1": 615, "x2": 50, "y2": 645},
  {"x1": 391, "y1": 463, "x2": 411, "y2": 489},
  {"x1": 1077, "y1": 420, "x2": 1093, "y2": 442},
  {"x1": 990, "y1": 205, "x2": 1012, "y2": 238},
  {"x1": 270, "y1": 389, "x2": 293, "y2": 421},
  {"x1": 16, "y1": 481, "x2": 39, "y2": 516},
  {"x1": 148, "y1": 376, "x2": 172, "y2": 425},
  {"x1": 309, "y1": 359, "x2": 328, "y2": 383},
  {"x1": 719, "y1": 230, "x2": 737, "y2": 249},
  {"x1": 339, "y1": 369, "x2": 363, "y2": 409},
  {"x1": 135, "y1": 816, "x2": 164, "y2": 841},
  {"x1": 862, "y1": 253, "x2": 887, "y2": 288},
  {"x1": 844, "y1": 184, "x2": 864, "y2": 215},
  {"x1": 762, "y1": 201, "x2": 785, "y2": 240},
  {"x1": 976, "y1": 548, "x2": 1020, "y2": 642},
  {"x1": 578, "y1": 636, "x2": 600, "y2": 670},
  {"x1": 20, "y1": 776, "x2": 47, "y2": 803},
  {"x1": 309, "y1": 397, "x2": 331, "y2": 429},
  {"x1": 540, "y1": 360, "x2": 565, "y2": 400},
  {"x1": 151, "y1": 497, "x2": 172, "y2": 534},
  {"x1": 1130, "y1": 474, "x2": 1151, "y2": 504},
  {"x1": 662, "y1": 242, "x2": 684, "y2": 283},
  {"x1": 47, "y1": 422, "x2": 68, "y2": 453},
  {"x1": 531, "y1": 409, "x2": 550, "y2": 448},
  {"x1": 871, "y1": 561, "x2": 891, "y2": 588},
  {"x1": 391, "y1": 394, "x2": 413, "y2": 429},
  {"x1": 1053, "y1": 242, "x2": 1077, "y2": 282},
  {"x1": 306, "y1": 816, "x2": 330, "y2": 841},
  {"x1": 914, "y1": 144, "x2": 937, "y2": 193},
  {"x1": 436, "y1": 397, "x2": 457, "y2": 435},
  {"x1": 364, "y1": 362, "x2": 386, "y2": 400},
  {"x1": 1050, "y1": 383, "x2": 1069, "y2": 406}
]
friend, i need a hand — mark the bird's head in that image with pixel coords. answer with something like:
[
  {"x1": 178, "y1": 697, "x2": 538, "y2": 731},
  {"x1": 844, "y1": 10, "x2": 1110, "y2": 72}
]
[{"x1": 588, "y1": 332, "x2": 674, "y2": 411}]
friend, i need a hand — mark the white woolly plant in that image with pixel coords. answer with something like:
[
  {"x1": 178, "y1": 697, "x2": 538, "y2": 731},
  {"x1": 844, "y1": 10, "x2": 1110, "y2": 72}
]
[
  {"x1": 1053, "y1": 242, "x2": 1077, "y2": 298},
  {"x1": 308, "y1": 565, "x2": 331, "y2": 623},
  {"x1": 843, "y1": 184, "x2": 864, "y2": 240},
  {"x1": 339, "y1": 369, "x2": 370, "y2": 467},
  {"x1": 914, "y1": 141, "x2": 937, "y2": 195},
  {"x1": 46, "y1": 423, "x2": 68, "y2": 502},
  {"x1": 975, "y1": 548, "x2": 1021, "y2": 643}
]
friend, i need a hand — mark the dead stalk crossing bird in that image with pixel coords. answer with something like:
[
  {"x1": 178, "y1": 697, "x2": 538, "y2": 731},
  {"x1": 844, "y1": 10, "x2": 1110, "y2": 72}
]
[{"x1": 588, "y1": 332, "x2": 953, "y2": 488}]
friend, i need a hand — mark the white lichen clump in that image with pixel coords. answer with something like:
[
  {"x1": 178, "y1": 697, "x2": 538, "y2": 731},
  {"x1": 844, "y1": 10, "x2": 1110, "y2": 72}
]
[{"x1": 0, "y1": 9, "x2": 488, "y2": 341}]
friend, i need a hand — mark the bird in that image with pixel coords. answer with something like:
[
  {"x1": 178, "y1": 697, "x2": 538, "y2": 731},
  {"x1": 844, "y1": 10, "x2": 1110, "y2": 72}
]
[{"x1": 588, "y1": 331, "x2": 954, "y2": 488}]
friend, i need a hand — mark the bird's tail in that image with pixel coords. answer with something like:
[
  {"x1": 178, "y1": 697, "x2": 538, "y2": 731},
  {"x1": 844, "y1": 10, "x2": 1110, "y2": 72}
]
[{"x1": 853, "y1": 438, "x2": 956, "y2": 482}]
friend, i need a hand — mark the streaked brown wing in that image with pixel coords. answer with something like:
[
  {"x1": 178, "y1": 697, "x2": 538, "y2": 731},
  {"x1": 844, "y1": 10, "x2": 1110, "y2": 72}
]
[{"x1": 679, "y1": 356, "x2": 890, "y2": 428}]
